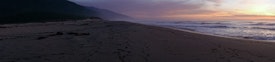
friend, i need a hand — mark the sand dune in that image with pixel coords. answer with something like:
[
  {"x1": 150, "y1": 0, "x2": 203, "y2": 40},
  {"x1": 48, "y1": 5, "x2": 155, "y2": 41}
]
[{"x1": 0, "y1": 20, "x2": 275, "y2": 62}]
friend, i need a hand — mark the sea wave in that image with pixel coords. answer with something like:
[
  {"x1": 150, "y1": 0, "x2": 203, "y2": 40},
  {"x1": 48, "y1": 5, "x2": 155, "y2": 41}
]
[{"x1": 149, "y1": 20, "x2": 275, "y2": 40}]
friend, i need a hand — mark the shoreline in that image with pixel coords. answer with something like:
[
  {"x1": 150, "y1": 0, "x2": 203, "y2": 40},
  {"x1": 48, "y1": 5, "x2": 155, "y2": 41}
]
[
  {"x1": 139, "y1": 22, "x2": 275, "y2": 42},
  {"x1": 159, "y1": 26, "x2": 275, "y2": 42},
  {"x1": 136, "y1": 20, "x2": 275, "y2": 41}
]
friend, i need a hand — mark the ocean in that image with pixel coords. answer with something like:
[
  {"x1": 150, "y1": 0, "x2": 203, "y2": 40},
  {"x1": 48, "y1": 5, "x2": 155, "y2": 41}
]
[{"x1": 142, "y1": 20, "x2": 275, "y2": 40}]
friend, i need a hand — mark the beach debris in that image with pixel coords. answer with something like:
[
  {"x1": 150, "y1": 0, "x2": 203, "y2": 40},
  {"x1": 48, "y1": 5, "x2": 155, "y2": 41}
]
[
  {"x1": 67, "y1": 32, "x2": 90, "y2": 36},
  {"x1": 36, "y1": 32, "x2": 64, "y2": 40},
  {"x1": 37, "y1": 37, "x2": 47, "y2": 40}
]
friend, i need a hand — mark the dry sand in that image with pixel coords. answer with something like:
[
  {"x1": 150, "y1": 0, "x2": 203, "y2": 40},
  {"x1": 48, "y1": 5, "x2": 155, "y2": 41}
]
[{"x1": 0, "y1": 20, "x2": 275, "y2": 62}]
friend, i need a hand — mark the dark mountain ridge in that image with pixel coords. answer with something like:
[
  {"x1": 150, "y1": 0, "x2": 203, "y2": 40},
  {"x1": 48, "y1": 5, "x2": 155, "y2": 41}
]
[
  {"x1": 0, "y1": 0, "x2": 131, "y2": 24},
  {"x1": 0, "y1": 0, "x2": 94, "y2": 16},
  {"x1": 87, "y1": 7, "x2": 132, "y2": 21},
  {"x1": 0, "y1": 0, "x2": 95, "y2": 24}
]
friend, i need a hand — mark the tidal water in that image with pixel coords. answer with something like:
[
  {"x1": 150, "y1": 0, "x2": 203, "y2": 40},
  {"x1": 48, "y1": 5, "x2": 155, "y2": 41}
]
[{"x1": 145, "y1": 20, "x2": 275, "y2": 40}]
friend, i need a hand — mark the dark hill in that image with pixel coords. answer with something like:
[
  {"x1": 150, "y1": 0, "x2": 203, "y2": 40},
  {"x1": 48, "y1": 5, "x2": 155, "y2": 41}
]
[
  {"x1": 0, "y1": 0, "x2": 97, "y2": 24},
  {"x1": 88, "y1": 7, "x2": 132, "y2": 21}
]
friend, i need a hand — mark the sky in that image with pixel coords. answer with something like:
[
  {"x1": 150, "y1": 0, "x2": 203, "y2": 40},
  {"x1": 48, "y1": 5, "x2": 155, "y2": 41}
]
[{"x1": 70, "y1": 0, "x2": 275, "y2": 21}]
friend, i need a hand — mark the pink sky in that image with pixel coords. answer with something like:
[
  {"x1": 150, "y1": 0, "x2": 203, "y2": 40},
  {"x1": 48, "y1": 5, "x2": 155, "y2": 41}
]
[{"x1": 71, "y1": 0, "x2": 275, "y2": 21}]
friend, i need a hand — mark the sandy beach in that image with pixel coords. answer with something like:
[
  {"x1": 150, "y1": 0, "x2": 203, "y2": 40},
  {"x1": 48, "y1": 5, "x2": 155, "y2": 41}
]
[{"x1": 0, "y1": 20, "x2": 275, "y2": 62}]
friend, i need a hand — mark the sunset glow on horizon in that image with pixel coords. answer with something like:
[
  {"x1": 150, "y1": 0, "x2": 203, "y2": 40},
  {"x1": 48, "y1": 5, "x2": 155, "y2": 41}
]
[{"x1": 71, "y1": 0, "x2": 275, "y2": 21}]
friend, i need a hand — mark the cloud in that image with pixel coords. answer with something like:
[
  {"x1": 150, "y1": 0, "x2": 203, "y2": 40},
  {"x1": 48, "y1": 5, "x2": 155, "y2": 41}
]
[
  {"x1": 70, "y1": 0, "x2": 221, "y2": 19},
  {"x1": 207, "y1": 0, "x2": 222, "y2": 6},
  {"x1": 71, "y1": 0, "x2": 275, "y2": 21},
  {"x1": 227, "y1": 15, "x2": 275, "y2": 17}
]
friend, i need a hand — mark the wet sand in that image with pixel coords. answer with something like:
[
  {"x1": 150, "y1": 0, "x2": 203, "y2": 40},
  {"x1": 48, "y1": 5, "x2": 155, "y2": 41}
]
[{"x1": 0, "y1": 20, "x2": 275, "y2": 62}]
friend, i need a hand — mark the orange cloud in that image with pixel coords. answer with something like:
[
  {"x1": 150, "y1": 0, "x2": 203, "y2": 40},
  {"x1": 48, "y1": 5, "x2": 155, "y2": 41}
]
[
  {"x1": 221, "y1": 15, "x2": 275, "y2": 21},
  {"x1": 154, "y1": 11, "x2": 275, "y2": 21}
]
